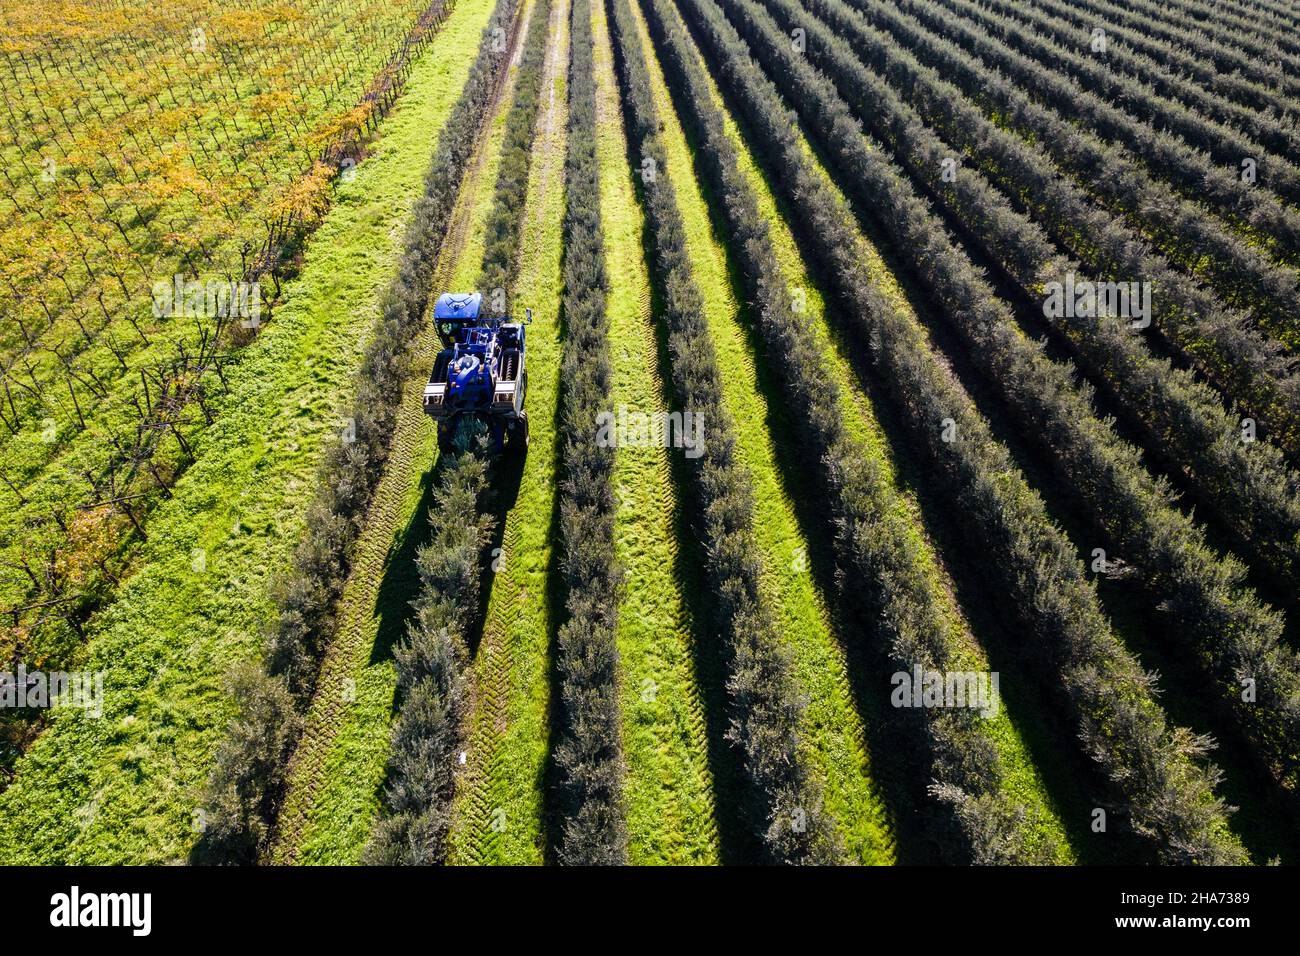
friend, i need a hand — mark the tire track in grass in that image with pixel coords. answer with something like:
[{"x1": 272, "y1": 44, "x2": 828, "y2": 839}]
[
  {"x1": 650, "y1": 0, "x2": 1075, "y2": 861},
  {"x1": 271, "y1": 0, "x2": 533, "y2": 865},
  {"x1": 591, "y1": 0, "x2": 720, "y2": 865},
  {"x1": 445, "y1": 0, "x2": 570, "y2": 865},
  {"x1": 623, "y1": 0, "x2": 892, "y2": 863}
]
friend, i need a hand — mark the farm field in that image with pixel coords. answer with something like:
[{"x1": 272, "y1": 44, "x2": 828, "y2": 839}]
[{"x1": 3, "y1": 0, "x2": 1300, "y2": 873}]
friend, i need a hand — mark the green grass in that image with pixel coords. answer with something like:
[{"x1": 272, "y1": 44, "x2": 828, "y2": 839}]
[
  {"x1": 708, "y1": 29, "x2": 1078, "y2": 867},
  {"x1": 591, "y1": 0, "x2": 720, "y2": 864},
  {"x1": 0, "y1": 0, "x2": 497, "y2": 864},
  {"x1": 625, "y1": 0, "x2": 894, "y2": 864},
  {"x1": 272, "y1": 0, "x2": 525, "y2": 865},
  {"x1": 444, "y1": 0, "x2": 570, "y2": 865}
]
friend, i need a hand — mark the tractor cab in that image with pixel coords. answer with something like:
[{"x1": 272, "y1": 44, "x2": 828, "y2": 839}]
[{"x1": 423, "y1": 292, "x2": 530, "y2": 455}]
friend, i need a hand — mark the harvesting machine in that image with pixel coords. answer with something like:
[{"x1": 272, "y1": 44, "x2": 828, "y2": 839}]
[{"x1": 422, "y1": 292, "x2": 530, "y2": 455}]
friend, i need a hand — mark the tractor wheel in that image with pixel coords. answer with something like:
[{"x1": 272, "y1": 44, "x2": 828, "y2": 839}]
[
  {"x1": 508, "y1": 412, "x2": 530, "y2": 454},
  {"x1": 437, "y1": 420, "x2": 457, "y2": 456}
]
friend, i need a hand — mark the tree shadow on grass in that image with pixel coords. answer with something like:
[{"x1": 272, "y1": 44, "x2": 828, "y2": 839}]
[
  {"x1": 578, "y1": 18, "x2": 757, "y2": 865},
  {"x1": 365, "y1": 426, "x2": 525, "y2": 827},
  {"x1": 847, "y1": 145, "x2": 1300, "y2": 863},
  {"x1": 646, "y1": 274, "x2": 759, "y2": 866},
  {"x1": 368, "y1": 446, "x2": 442, "y2": 674}
]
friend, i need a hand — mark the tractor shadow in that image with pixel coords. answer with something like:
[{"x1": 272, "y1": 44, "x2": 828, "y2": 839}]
[
  {"x1": 368, "y1": 432, "x2": 526, "y2": 678},
  {"x1": 365, "y1": 424, "x2": 525, "y2": 808}
]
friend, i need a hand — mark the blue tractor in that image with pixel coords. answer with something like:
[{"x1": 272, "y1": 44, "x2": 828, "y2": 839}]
[{"x1": 423, "y1": 292, "x2": 530, "y2": 455}]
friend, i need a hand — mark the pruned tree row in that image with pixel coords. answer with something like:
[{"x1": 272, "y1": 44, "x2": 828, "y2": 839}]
[
  {"x1": 1146, "y1": 0, "x2": 1300, "y2": 60},
  {"x1": 768, "y1": 0, "x2": 1300, "y2": 808},
  {"x1": 924, "y1": 0, "x2": 1300, "y2": 201},
  {"x1": 868, "y1": 0, "x2": 1300, "y2": 264},
  {"x1": 191, "y1": 0, "x2": 525, "y2": 865},
  {"x1": 757, "y1": 0, "x2": 1300, "y2": 802},
  {"x1": 764, "y1": 0, "x2": 1300, "y2": 801},
  {"x1": 364, "y1": 452, "x2": 492, "y2": 864},
  {"x1": 1178, "y1": 0, "x2": 1300, "y2": 44},
  {"x1": 968, "y1": 0, "x2": 1300, "y2": 157},
  {"x1": 789, "y1": 0, "x2": 1300, "y2": 580},
  {"x1": 639, "y1": 0, "x2": 1052, "y2": 862},
  {"x1": 679, "y1": 0, "x2": 1248, "y2": 862},
  {"x1": 844, "y1": 0, "x2": 1300, "y2": 357},
  {"x1": 549, "y1": 0, "x2": 629, "y2": 865},
  {"x1": 479, "y1": 0, "x2": 561, "y2": 304},
  {"x1": 367, "y1": 0, "x2": 557, "y2": 865},
  {"x1": 606, "y1": 0, "x2": 843, "y2": 864},
  {"x1": 846, "y1": 0, "x2": 1300, "y2": 455},
  {"x1": 1044, "y1": 0, "x2": 1300, "y2": 97}
]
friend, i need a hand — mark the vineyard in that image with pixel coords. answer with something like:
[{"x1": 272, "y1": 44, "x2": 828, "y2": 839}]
[{"x1": 2, "y1": 0, "x2": 1300, "y2": 867}]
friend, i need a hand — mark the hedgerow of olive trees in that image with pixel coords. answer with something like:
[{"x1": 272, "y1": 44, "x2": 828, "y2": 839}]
[
  {"x1": 681, "y1": 0, "x2": 1245, "y2": 862},
  {"x1": 608, "y1": 0, "x2": 842, "y2": 864},
  {"x1": 641, "y1": 0, "x2": 1050, "y2": 863},
  {"x1": 364, "y1": 451, "x2": 492, "y2": 864},
  {"x1": 768, "y1": 0, "x2": 1300, "y2": 797},
  {"x1": 367, "y1": 0, "x2": 556, "y2": 865},
  {"x1": 549, "y1": 0, "x2": 629, "y2": 865}
]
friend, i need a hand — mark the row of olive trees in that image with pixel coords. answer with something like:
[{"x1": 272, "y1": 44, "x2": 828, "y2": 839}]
[
  {"x1": 1163, "y1": 0, "x2": 1300, "y2": 56},
  {"x1": 367, "y1": 0, "x2": 555, "y2": 864},
  {"x1": 641, "y1": 0, "x2": 1053, "y2": 862},
  {"x1": 549, "y1": 0, "x2": 629, "y2": 864},
  {"x1": 365, "y1": 450, "x2": 492, "y2": 863},
  {"x1": 846, "y1": 0, "x2": 1300, "y2": 402},
  {"x1": 873, "y1": 0, "x2": 1300, "y2": 345},
  {"x1": 1015, "y1": 0, "x2": 1300, "y2": 111},
  {"x1": 978, "y1": 0, "x2": 1300, "y2": 163},
  {"x1": 878, "y1": 0, "x2": 1300, "y2": 263},
  {"x1": 190, "y1": 0, "x2": 525, "y2": 864},
  {"x1": 766, "y1": 0, "x2": 1300, "y2": 798},
  {"x1": 680, "y1": 0, "x2": 1247, "y2": 862},
  {"x1": 963, "y1": 0, "x2": 1300, "y2": 186},
  {"x1": 478, "y1": 0, "x2": 559, "y2": 308},
  {"x1": 607, "y1": 0, "x2": 842, "y2": 863},
  {"x1": 844, "y1": 0, "x2": 1300, "y2": 467}
]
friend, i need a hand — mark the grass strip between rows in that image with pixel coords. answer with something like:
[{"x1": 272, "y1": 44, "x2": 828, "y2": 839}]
[
  {"x1": 767, "y1": 0, "x2": 1300, "y2": 800},
  {"x1": 591, "y1": 0, "x2": 721, "y2": 862},
  {"x1": 643, "y1": 0, "x2": 1066, "y2": 863},
  {"x1": 548, "y1": 0, "x2": 630, "y2": 864}
]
